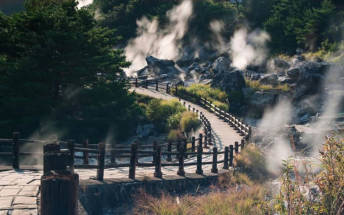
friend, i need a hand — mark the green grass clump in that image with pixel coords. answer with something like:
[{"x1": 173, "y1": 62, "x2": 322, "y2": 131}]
[
  {"x1": 176, "y1": 84, "x2": 230, "y2": 111},
  {"x1": 179, "y1": 112, "x2": 201, "y2": 133},
  {"x1": 245, "y1": 79, "x2": 290, "y2": 92}
]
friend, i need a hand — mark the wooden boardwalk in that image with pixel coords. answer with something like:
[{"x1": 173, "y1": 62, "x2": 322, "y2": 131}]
[{"x1": 0, "y1": 86, "x2": 244, "y2": 215}]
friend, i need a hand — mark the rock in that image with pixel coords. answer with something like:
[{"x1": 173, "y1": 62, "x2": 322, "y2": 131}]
[
  {"x1": 278, "y1": 76, "x2": 294, "y2": 84},
  {"x1": 260, "y1": 74, "x2": 278, "y2": 85},
  {"x1": 273, "y1": 58, "x2": 290, "y2": 69},
  {"x1": 212, "y1": 56, "x2": 231, "y2": 74},
  {"x1": 248, "y1": 90, "x2": 278, "y2": 111},
  {"x1": 211, "y1": 68, "x2": 246, "y2": 93},
  {"x1": 146, "y1": 56, "x2": 174, "y2": 67},
  {"x1": 287, "y1": 67, "x2": 300, "y2": 80}
]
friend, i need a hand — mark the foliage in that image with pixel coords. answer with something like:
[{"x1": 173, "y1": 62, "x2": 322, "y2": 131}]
[
  {"x1": 236, "y1": 144, "x2": 270, "y2": 182},
  {"x1": 146, "y1": 99, "x2": 186, "y2": 132},
  {"x1": 274, "y1": 137, "x2": 344, "y2": 215},
  {"x1": 264, "y1": 0, "x2": 342, "y2": 54},
  {"x1": 0, "y1": 0, "x2": 139, "y2": 141},
  {"x1": 179, "y1": 112, "x2": 200, "y2": 133},
  {"x1": 167, "y1": 129, "x2": 184, "y2": 142},
  {"x1": 245, "y1": 79, "x2": 290, "y2": 92},
  {"x1": 177, "y1": 84, "x2": 229, "y2": 112},
  {"x1": 133, "y1": 181, "x2": 271, "y2": 215}
]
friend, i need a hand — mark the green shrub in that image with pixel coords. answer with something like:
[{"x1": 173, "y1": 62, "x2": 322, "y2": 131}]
[
  {"x1": 167, "y1": 129, "x2": 184, "y2": 142},
  {"x1": 167, "y1": 112, "x2": 183, "y2": 130},
  {"x1": 245, "y1": 79, "x2": 290, "y2": 92},
  {"x1": 146, "y1": 99, "x2": 185, "y2": 131},
  {"x1": 179, "y1": 112, "x2": 201, "y2": 133},
  {"x1": 236, "y1": 144, "x2": 270, "y2": 182}
]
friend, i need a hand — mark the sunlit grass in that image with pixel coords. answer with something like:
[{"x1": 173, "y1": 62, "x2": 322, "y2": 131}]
[{"x1": 245, "y1": 79, "x2": 290, "y2": 92}]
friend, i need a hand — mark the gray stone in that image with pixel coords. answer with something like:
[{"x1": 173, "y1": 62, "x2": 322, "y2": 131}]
[
  {"x1": 259, "y1": 74, "x2": 278, "y2": 85},
  {"x1": 211, "y1": 68, "x2": 246, "y2": 94},
  {"x1": 212, "y1": 56, "x2": 231, "y2": 74}
]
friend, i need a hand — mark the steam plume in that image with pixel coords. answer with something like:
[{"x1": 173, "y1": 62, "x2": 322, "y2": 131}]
[
  {"x1": 124, "y1": 0, "x2": 193, "y2": 75},
  {"x1": 230, "y1": 28, "x2": 270, "y2": 69}
]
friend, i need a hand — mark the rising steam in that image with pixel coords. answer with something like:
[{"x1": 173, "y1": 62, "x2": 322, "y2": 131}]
[
  {"x1": 230, "y1": 28, "x2": 270, "y2": 69},
  {"x1": 77, "y1": 0, "x2": 93, "y2": 8},
  {"x1": 124, "y1": 0, "x2": 193, "y2": 75}
]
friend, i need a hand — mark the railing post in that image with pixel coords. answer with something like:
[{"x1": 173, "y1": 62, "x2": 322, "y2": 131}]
[
  {"x1": 235, "y1": 141, "x2": 239, "y2": 154},
  {"x1": 12, "y1": 132, "x2": 20, "y2": 169},
  {"x1": 247, "y1": 127, "x2": 252, "y2": 141},
  {"x1": 192, "y1": 107, "x2": 195, "y2": 112},
  {"x1": 153, "y1": 141, "x2": 158, "y2": 165},
  {"x1": 110, "y1": 144, "x2": 116, "y2": 164},
  {"x1": 155, "y1": 80, "x2": 158, "y2": 91},
  {"x1": 135, "y1": 78, "x2": 138, "y2": 87},
  {"x1": 177, "y1": 143, "x2": 185, "y2": 176},
  {"x1": 183, "y1": 139, "x2": 187, "y2": 159},
  {"x1": 41, "y1": 143, "x2": 79, "y2": 215},
  {"x1": 229, "y1": 145, "x2": 234, "y2": 167},
  {"x1": 191, "y1": 137, "x2": 195, "y2": 152},
  {"x1": 167, "y1": 142, "x2": 172, "y2": 162},
  {"x1": 83, "y1": 139, "x2": 89, "y2": 165},
  {"x1": 97, "y1": 143, "x2": 105, "y2": 181},
  {"x1": 204, "y1": 131, "x2": 208, "y2": 148},
  {"x1": 208, "y1": 129, "x2": 213, "y2": 145},
  {"x1": 175, "y1": 85, "x2": 178, "y2": 96},
  {"x1": 223, "y1": 146, "x2": 229, "y2": 169},
  {"x1": 145, "y1": 80, "x2": 148, "y2": 88},
  {"x1": 154, "y1": 145, "x2": 162, "y2": 178},
  {"x1": 188, "y1": 104, "x2": 191, "y2": 111},
  {"x1": 198, "y1": 133, "x2": 203, "y2": 148},
  {"x1": 129, "y1": 143, "x2": 137, "y2": 179},
  {"x1": 166, "y1": 83, "x2": 170, "y2": 94},
  {"x1": 211, "y1": 147, "x2": 218, "y2": 173},
  {"x1": 68, "y1": 141, "x2": 75, "y2": 171},
  {"x1": 196, "y1": 141, "x2": 203, "y2": 175},
  {"x1": 241, "y1": 139, "x2": 245, "y2": 151}
]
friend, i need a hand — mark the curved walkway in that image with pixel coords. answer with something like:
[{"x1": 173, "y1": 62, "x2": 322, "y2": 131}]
[{"x1": 0, "y1": 86, "x2": 242, "y2": 214}]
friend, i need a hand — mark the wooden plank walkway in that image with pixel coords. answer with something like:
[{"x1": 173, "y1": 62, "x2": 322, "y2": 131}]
[{"x1": 0, "y1": 86, "x2": 243, "y2": 215}]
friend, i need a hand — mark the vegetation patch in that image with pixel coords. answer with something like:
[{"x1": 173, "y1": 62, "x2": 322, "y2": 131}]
[
  {"x1": 176, "y1": 84, "x2": 229, "y2": 111},
  {"x1": 245, "y1": 79, "x2": 290, "y2": 92}
]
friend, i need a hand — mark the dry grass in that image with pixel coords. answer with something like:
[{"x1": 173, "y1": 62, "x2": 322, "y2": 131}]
[
  {"x1": 133, "y1": 183, "x2": 271, "y2": 215},
  {"x1": 245, "y1": 79, "x2": 290, "y2": 92}
]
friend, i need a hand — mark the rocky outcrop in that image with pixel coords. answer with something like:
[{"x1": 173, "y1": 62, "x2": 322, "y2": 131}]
[{"x1": 211, "y1": 69, "x2": 246, "y2": 94}]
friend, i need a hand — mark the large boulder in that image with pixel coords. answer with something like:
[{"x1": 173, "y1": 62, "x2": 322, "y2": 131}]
[
  {"x1": 137, "y1": 56, "x2": 182, "y2": 80},
  {"x1": 248, "y1": 90, "x2": 279, "y2": 110},
  {"x1": 211, "y1": 68, "x2": 246, "y2": 93},
  {"x1": 212, "y1": 56, "x2": 231, "y2": 74}
]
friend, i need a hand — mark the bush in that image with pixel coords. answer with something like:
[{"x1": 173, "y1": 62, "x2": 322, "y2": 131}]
[
  {"x1": 167, "y1": 129, "x2": 184, "y2": 142},
  {"x1": 179, "y1": 112, "x2": 201, "y2": 133},
  {"x1": 146, "y1": 99, "x2": 185, "y2": 131},
  {"x1": 245, "y1": 79, "x2": 290, "y2": 92},
  {"x1": 236, "y1": 144, "x2": 270, "y2": 182},
  {"x1": 176, "y1": 84, "x2": 230, "y2": 111}
]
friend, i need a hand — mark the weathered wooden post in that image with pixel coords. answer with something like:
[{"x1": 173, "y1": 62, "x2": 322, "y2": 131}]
[
  {"x1": 183, "y1": 139, "x2": 187, "y2": 159},
  {"x1": 211, "y1": 147, "x2": 218, "y2": 173},
  {"x1": 229, "y1": 145, "x2": 234, "y2": 167},
  {"x1": 135, "y1": 78, "x2": 138, "y2": 87},
  {"x1": 204, "y1": 131, "x2": 208, "y2": 148},
  {"x1": 241, "y1": 139, "x2": 245, "y2": 151},
  {"x1": 68, "y1": 141, "x2": 75, "y2": 172},
  {"x1": 191, "y1": 137, "x2": 195, "y2": 152},
  {"x1": 153, "y1": 141, "x2": 158, "y2": 165},
  {"x1": 196, "y1": 110, "x2": 199, "y2": 116},
  {"x1": 183, "y1": 101, "x2": 186, "y2": 106},
  {"x1": 223, "y1": 146, "x2": 229, "y2": 169},
  {"x1": 198, "y1": 133, "x2": 203, "y2": 148},
  {"x1": 208, "y1": 128, "x2": 213, "y2": 145},
  {"x1": 235, "y1": 141, "x2": 239, "y2": 154},
  {"x1": 247, "y1": 127, "x2": 252, "y2": 141},
  {"x1": 129, "y1": 143, "x2": 137, "y2": 179},
  {"x1": 12, "y1": 132, "x2": 19, "y2": 169},
  {"x1": 41, "y1": 143, "x2": 79, "y2": 215},
  {"x1": 177, "y1": 143, "x2": 185, "y2": 176},
  {"x1": 196, "y1": 141, "x2": 203, "y2": 175},
  {"x1": 97, "y1": 143, "x2": 105, "y2": 181},
  {"x1": 188, "y1": 104, "x2": 191, "y2": 111},
  {"x1": 175, "y1": 85, "x2": 178, "y2": 96},
  {"x1": 110, "y1": 144, "x2": 116, "y2": 164},
  {"x1": 83, "y1": 139, "x2": 89, "y2": 165},
  {"x1": 166, "y1": 83, "x2": 170, "y2": 94},
  {"x1": 167, "y1": 142, "x2": 172, "y2": 162},
  {"x1": 155, "y1": 80, "x2": 158, "y2": 91},
  {"x1": 192, "y1": 107, "x2": 195, "y2": 112},
  {"x1": 145, "y1": 80, "x2": 148, "y2": 88},
  {"x1": 154, "y1": 145, "x2": 162, "y2": 178}
]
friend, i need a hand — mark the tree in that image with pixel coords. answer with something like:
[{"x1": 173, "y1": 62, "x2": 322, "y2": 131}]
[{"x1": 0, "y1": 0, "x2": 139, "y2": 141}]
